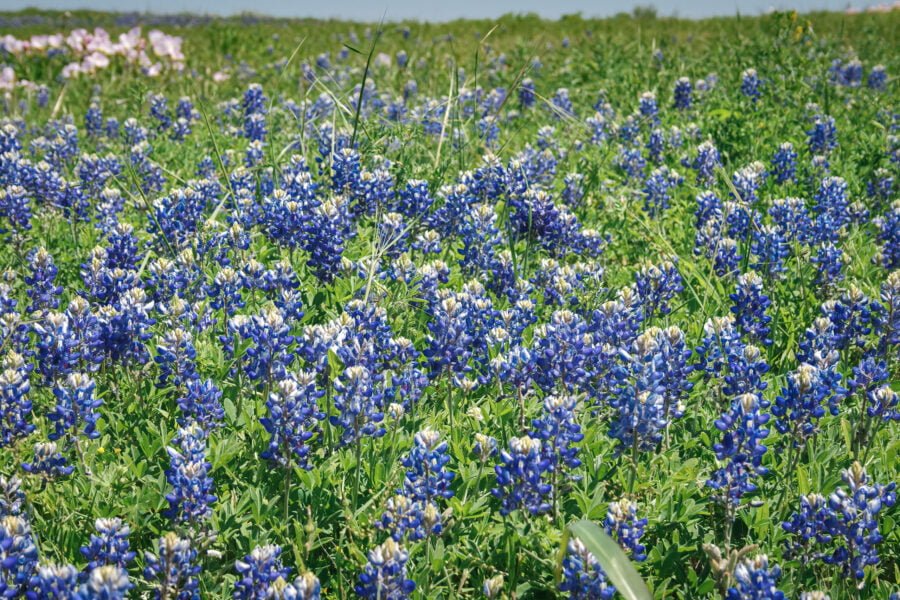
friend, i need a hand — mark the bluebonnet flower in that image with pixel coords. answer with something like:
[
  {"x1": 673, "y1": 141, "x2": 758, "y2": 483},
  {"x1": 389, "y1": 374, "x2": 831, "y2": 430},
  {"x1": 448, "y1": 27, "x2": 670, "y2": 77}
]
[
  {"x1": 149, "y1": 93, "x2": 172, "y2": 131},
  {"x1": 586, "y1": 113, "x2": 611, "y2": 146},
  {"x1": 29, "y1": 563, "x2": 80, "y2": 597},
  {"x1": 741, "y1": 68, "x2": 762, "y2": 102},
  {"x1": 331, "y1": 365, "x2": 385, "y2": 445},
  {"x1": 589, "y1": 288, "x2": 644, "y2": 349},
  {"x1": 726, "y1": 555, "x2": 786, "y2": 600},
  {"x1": 700, "y1": 319, "x2": 770, "y2": 400},
  {"x1": 830, "y1": 58, "x2": 863, "y2": 87},
  {"x1": 77, "y1": 154, "x2": 122, "y2": 199},
  {"x1": 178, "y1": 378, "x2": 224, "y2": 429},
  {"x1": 638, "y1": 91, "x2": 658, "y2": 123},
  {"x1": 483, "y1": 574, "x2": 504, "y2": 599},
  {"x1": 812, "y1": 176, "x2": 851, "y2": 245},
  {"x1": 292, "y1": 572, "x2": 322, "y2": 600},
  {"x1": 0, "y1": 476, "x2": 24, "y2": 518},
  {"x1": 532, "y1": 309, "x2": 592, "y2": 394},
  {"x1": 231, "y1": 307, "x2": 295, "y2": 385},
  {"x1": 880, "y1": 271, "x2": 899, "y2": 351},
  {"x1": 304, "y1": 197, "x2": 348, "y2": 284},
  {"x1": 643, "y1": 167, "x2": 683, "y2": 216},
  {"x1": 635, "y1": 258, "x2": 683, "y2": 317},
  {"x1": 356, "y1": 539, "x2": 415, "y2": 600},
  {"x1": 143, "y1": 532, "x2": 201, "y2": 600},
  {"x1": 0, "y1": 354, "x2": 32, "y2": 447},
  {"x1": 331, "y1": 148, "x2": 361, "y2": 197},
  {"x1": 605, "y1": 499, "x2": 648, "y2": 560},
  {"x1": 423, "y1": 294, "x2": 475, "y2": 378},
  {"x1": 867, "y1": 65, "x2": 887, "y2": 90},
  {"x1": 80, "y1": 518, "x2": 135, "y2": 572},
  {"x1": 807, "y1": 115, "x2": 837, "y2": 155},
  {"x1": 261, "y1": 373, "x2": 325, "y2": 469},
  {"x1": 21, "y1": 441, "x2": 74, "y2": 480},
  {"x1": 48, "y1": 373, "x2": 102, "y2": 442},
  {"x1": 617, "y1": 147, "x2": 646, "y2": 181},
  {"x1": 95, "y1": 188, "x2": 125, "y2": 235},
  {"x1": 401, "y1": 428, "x2": 454, "y2": 504},
  {"x1": 518, "y1": 78, "x2": 536, "y2": 108},
  {"x1": 234, "y1": 545, "x2": 291, "y2": 599},
  {"x1": 849, "y1": 355, "x2": 897, "y2": 421},
  {"x1": 380, "y1": 429, "x2": 453, "y2": 541},
  {"x1": 691, "y1": 141, "x2": 722, "y2": 186},
  {"x1": 130, "y1": 141, "x2": 166, "y2": 194},
  {"x1": 783, "y1": 462, "x2": 896, "y2": 583},
  {"x1": 491, "y1": 343, "x2": 536, "y2": 397},
  {"x1": 821, "y1": 286, "x2": 882, "y2": 352},
  {"x1": 396, "y1": 179, "x2": 433, "y2": 219},
  {"x1": 768, "y1": 199, "x2": 810, "y2": 246},
  {"x1": 493, "y1": 436, "x2": 553, "y2": 516},
  {"x1": 608, "y1": 334, "x2": 670, "y2": 455},
  {"x1": 750, "y1": 225, "x2": 790, "y2": 280},
  {"x1": 378, "y1": 212, "x2": 410, "y2": 261},
  {"x1": 773, "y1": 364, "x2": 844, "y2": 446},
  {"x1": 75, "y1": 565, "x2": 133, "y2": 598},
  {"x1": 694, "y1": 190, "x2": 723, "y2": 256},
  {"x1": 102, "y1": 224, "x2": 141, "y2": 272},
  {"x1": 812, "y1": 243, "x2": 846, "y2": 292},
  {"x1": 559, "y1": 538, "x2": 615, "y2": 600},
  {"x1": 25, "y1": 247, "x2": 62, "y2": 314},
  {"x1": 550, "y1": 88, "x2": 574, "y2": 119},
  {"x1": 731, "y1": 163, "x2": 766, "y2": 205},
  {"x1": 646, "y1": 128, "x2": 666, "y2": 164},
  {"x1": 354, "y1": 168, "x2": 395, "y2": 218},
  {"x1": 97, "y1": 287, "x2": 156, "y2": 365},
  {"x1": 531, "y1": 394, "x2": 583, "y2": 480},
  {"x1": 706, "y1": 392, "x2": 771, "y2": 508},
  {"x1": 559, "y1": 500, "x2": 647, "y2": 599},
  {"x1": 206, "y1": 267, "x2": 245, "y2": 320},
  {"x1": 473, "y1": 432, "x2": 498, "y2": 463},
  {"x1": 730, "y1": 272, "x2": 772, "y2": 346},
  {"x1": 165, "y1": 423, "x2": 216, "y2": 526},
  {"x1": 84, "y1": 98, "x2": 103, "y2": 138},
  {"x1": 714, "y1": 238, "x2": 742, "y2": 278},
  {"x1": 867, "y1": 168, "x2": 894, "y2": 207},
  {"x1": 562, "y1": 173, "x2": 585, "y2": 208},
  {"x1": 379, "y1": 494, "x2": 436, "y2": 542},
  {"x1": 644, "y1": 326, "x2": 692, "y2": 419},
  {"x1": 0, "y1": 185, "x2": 32, "y2": 236},
  {"x1": 673, "y1": 77, "x2": 692, "y2": 109},
  {"x1": 105, "y1": 117, "x2": 120, "y2": 139},
  {"x1": 0, "y1": 515, "x2": 38, "y2": 597},
  {"x1": 770, "y1": 142, "x2": 797, "y2": 184},
  {"x1": 155, "y1": 328, "x2": 198, "y2": 389},
  {"x1": 873, "y1": 201, "x2": 899, "y2": 269}
]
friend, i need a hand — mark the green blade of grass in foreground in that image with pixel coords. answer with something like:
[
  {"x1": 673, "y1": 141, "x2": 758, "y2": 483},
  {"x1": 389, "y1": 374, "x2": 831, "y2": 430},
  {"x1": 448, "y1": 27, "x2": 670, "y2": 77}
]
[{"x1": 557, "y1": 520, "x2": 653, "y2": 600}]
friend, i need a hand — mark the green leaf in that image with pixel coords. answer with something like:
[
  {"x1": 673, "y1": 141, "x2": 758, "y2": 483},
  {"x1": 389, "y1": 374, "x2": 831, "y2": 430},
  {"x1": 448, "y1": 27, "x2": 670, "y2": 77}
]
[
  {"x1": 796, "y1": 465, "x2": 810, "y2": 495},
  {"x1": 558, "y1": 520, "x2": 652, "y2": 600},
  {"x1": 840, "y1": 418, "x2": 853, "y2": 451}
]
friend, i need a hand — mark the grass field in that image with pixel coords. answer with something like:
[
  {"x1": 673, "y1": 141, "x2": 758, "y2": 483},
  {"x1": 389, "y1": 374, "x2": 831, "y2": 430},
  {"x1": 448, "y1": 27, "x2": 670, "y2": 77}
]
[{"x1": 0, "y1": 7, "x2": 898, "y2": 599}]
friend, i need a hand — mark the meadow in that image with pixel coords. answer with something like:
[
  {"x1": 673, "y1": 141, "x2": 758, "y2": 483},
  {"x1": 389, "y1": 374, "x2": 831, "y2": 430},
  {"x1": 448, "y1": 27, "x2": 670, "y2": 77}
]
[{"x1": 0, "y1": 7, "x2": 898, "y2": 598}]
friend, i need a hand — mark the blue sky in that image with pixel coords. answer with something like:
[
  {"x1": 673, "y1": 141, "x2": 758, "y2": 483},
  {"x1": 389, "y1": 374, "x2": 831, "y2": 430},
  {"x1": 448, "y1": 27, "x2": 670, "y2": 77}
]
[{"x1": 10, "y1": 0, "x2": 874, "y2": 20}]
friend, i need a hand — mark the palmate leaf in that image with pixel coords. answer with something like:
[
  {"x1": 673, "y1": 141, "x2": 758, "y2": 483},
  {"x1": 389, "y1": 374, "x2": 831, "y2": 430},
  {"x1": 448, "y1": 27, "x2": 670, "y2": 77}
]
[{"x1": 556, "y1": 519, "x2": 652, "y2": 600}]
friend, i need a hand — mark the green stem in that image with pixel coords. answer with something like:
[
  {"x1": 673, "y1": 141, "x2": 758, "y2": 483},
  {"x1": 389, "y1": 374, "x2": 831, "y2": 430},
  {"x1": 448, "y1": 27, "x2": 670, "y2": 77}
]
[
  {"x1": 627, "y1": 433, "x2": 639, "y2": 495},
  {"x1": 284, "y1": 460, "x2": 293, "y2": 524},
  {"x1": 352, "y1": 433, "x2": 362, "y2": 509}
]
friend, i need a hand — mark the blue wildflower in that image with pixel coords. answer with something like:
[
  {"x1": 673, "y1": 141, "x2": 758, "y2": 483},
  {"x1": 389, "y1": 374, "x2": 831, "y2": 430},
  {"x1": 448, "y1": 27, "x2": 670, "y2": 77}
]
[{"x1": 356, "y1": 539, "x2": 415, "y2": 600}]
